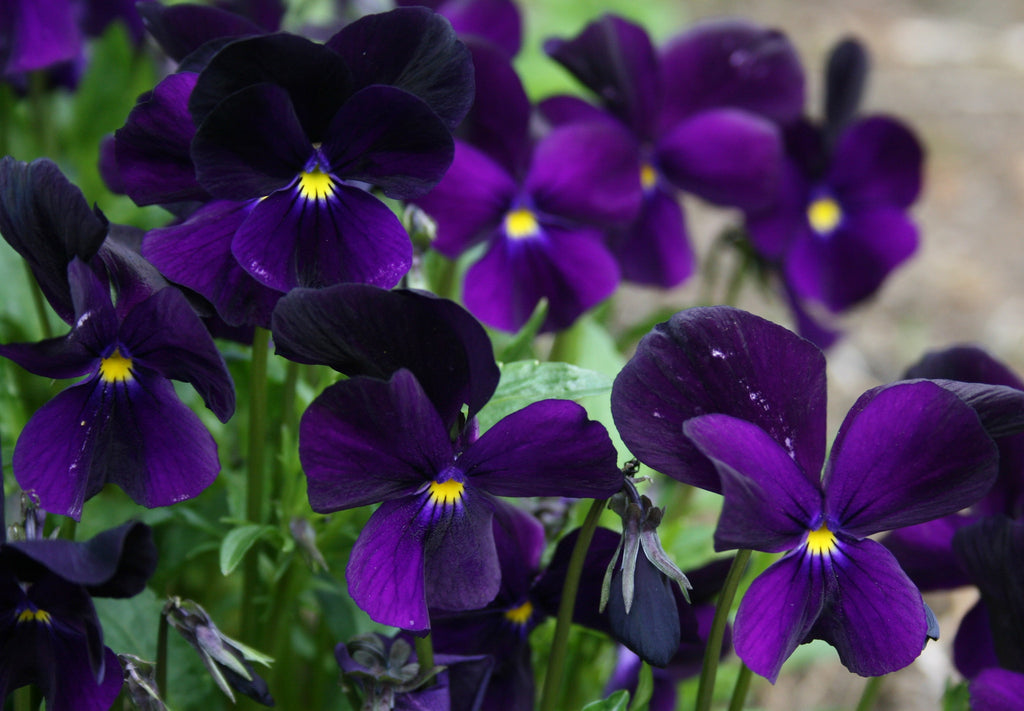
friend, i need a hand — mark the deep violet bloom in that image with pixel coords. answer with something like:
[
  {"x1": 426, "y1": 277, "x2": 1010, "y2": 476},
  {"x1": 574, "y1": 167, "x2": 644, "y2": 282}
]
[
  {"x1": 0, "y1": 492, "x2": 158, "y2": 711},
  {"x1": 541, "y1": 15, "x2": 804, "y2": 288},
  {"x1": 394, "y1": 0, "x2": 522, "y2": 58},
  {"x1": 281, "y1": 285, "x2": 623, "y2": 629},
  {"x1": 414, "y1": 39, "x2": 642, "y2": 333},
  {"x1": 135, "y1": 0, "x2": 285, "y2": 64},
  {"x1": 113, "y1": 8, "x2": 474, "y2": 327},
  {"x1": 613, "y1": 306, "x2": 1003, "y2": 681},
  {"x1": 743, "y1": 38, "x2": 924, "y2": 348}
]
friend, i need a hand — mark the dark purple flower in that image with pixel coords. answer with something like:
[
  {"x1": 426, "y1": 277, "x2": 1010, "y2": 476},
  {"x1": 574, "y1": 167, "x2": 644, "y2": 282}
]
[
  {"x1": 0, "y1": 502, "x2": 157, "y2": 711},
  {"x1": 135, "y1": 0, "x2": 285, "y2": 64},
  {"x1": 415, "y1": 41, "x2": 640, "y2": 332},
  {"x1": 395, "y1": 0, "x2": 522, "y2": 58},
  {"x1": 971, "y1": 668, "x2": 1024, "y2": 711},
  {"x1": 542, "y1": 15, "x2": 804, "y2": 288},
  {"x1": 0, "y1": 259, "x2": 234, "y2": 520},
  {"x1": 744, "y1": 38, "x2": 924, "y2": 347}
]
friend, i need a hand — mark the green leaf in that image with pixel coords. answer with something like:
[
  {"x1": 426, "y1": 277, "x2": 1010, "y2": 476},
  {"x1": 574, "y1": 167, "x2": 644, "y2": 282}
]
[
  {"x1": 475, "y1": 360, "x2": 612, "y2": 432},
  {"x1": 219, "y1": 524, "x2": 276, "y2": 575},
  {"x1": 943, "y1": 681, "x2": 971, "y2": 711},
  {"x1": 628, "y1": 662, "x2": 653, "y2": 711},
  {"x1": 581, "y1": 689, "x2": 630, "y2": 711}
]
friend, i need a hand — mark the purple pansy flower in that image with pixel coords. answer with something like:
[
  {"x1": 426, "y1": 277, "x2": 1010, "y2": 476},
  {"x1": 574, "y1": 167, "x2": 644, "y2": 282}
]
[
  {"x1": 395, "y1": 0, "x2": 522, "y2": 58},
  {"x1": 744, "y1": 38, "x2": 924, "y2": 347},
  {"x1": 112, "y1": 7, "x2": 474, "y2": 328},
  {"x1": 0, "y1": 492, "x2": 158, "y2": 711},
  {"x1": 414, "y1": 39, "x2": 641, "y2": 333},
  {"x1": 613, "y1": 306, "x2": 1002, "y2": 681},
  {"x1": 277, "y1": 285, "x2": 623, "y2": 630},
  {"x1": 541, "y1": 15, "x2": 804, "y2": 288}
]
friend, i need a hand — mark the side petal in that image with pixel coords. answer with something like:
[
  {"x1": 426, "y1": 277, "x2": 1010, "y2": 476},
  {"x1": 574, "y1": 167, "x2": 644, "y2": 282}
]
[
  {"x1": 460, "y1": 399, "x2": 622, "y2": 498},
  {"x1": 828, "y1": 116, "x2": 924, "y2": 209},
  {"x1": 824, "y1": 381, "x2": 998, "y2": 537},
  {"x1": 611, "y1": 305, "x2": 827, "y2": 492}
]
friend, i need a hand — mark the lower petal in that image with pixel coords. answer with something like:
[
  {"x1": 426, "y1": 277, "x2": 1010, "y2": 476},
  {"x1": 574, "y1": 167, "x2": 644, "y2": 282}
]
[{"x1": 609, "y1": 187, "x2": 694, "y2": 289}]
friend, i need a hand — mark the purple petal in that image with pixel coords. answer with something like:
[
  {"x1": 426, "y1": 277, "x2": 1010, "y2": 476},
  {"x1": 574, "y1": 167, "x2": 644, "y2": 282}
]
[
  {"x1": 954, "y1": 600, "x2": 998, "y2": 679},
  {"x1": 439, "y1": 0, "x2": 521, "y2": 58},
  {"x1": 192, "y1": 83, "x2": 313, "y2": 200},
  {"x1": 611, "y1": 306, "x2": 827, "y2": 492},
  {"x1": 51, "y1": 647, "x2": 123, "y2": 711},
  {"x1": 490, "y1": 501, "x2": 546, "y2": 602},
  {"x1": 808, "y1": 538, "x2": 929, "y2": 677},
  {"x1": 906, "y1": 345, "x2": 1024, "y2": 390},
  {"x1": 325, "y1": 7, "x2": 474, "y2": 131},
  {"x1": 1, "y1": 0, "x2": 81, "y2": 74},
  {"x1": 684, "y1": 414, "x2": 821, "y2": 552},
  {"x1": 828, "y1": 116, "x2": 924, "y2": 209},
  {"x1": 970, "y1": 668, "x2": 1024, "y2": 711},
  {"x1": 114, "y1": 72, "x2": 209, "y2": 207},
  {"x1": 462, "y1": 225, "x2": 619, "y2": 333},
  {"x1": 459, "y1": 399, "x2": 621, "y2": 498},
  {"x1": 118, "y1": 287, "x2": 236, "y2": 422},
  {"x1": 609, "y1": 185, "x2": 694, "y2": 288},
  {"x1": 733, "y1": 550, "x2": 824, "y2": 683},
  {"x1": 232, "y1": 182, "x2": 412, "y2": 291},
  {"x1": 544, "y1": 14, "x2": 659, "y2": 138},
  {"x1": 135, "y1": 1, "x2": 269, "y2": 63},
  {"x1": 537, "y1": 95, "x2": 613, "y2": 128},
  {"x1": 67, "y1": 258, "x2": 120, "y2": 350},
  {"x1": 657, "y1": 108, "x2": 783, "y2": 210},
  {"x1": 743, "y1": 161, "x2": 809, "y2": 260},
  {"x1": 321, "y1": 85, "x2": 454, "y2": 199},
  {"x1": 881, "y1": 517, "x2": 975, "y2": 591},
  {"x1": 415, "y1": 140, "x2": 516, "y2": 257},
  {"x1": 824, "y1": 381, "x2": 998, "y2": 537},
  {"x1": 658, "y1": 19, "x2": 804, "y2": 128},
  {"x1": 0, "y1": 334, "x2": 96, "y2": 380},
  {"x1": 272, "y1": 285, "x2": 499, "y2": 427},
  {"x1": 526, "y1": 122, "x2": 642, "y2": 226},
  {"x1": 784, "y1": 207, "x2": 918, "y2": 312},
  {"x1": 299, "y1": 370, "x2": 453, "y2": 512},
  {"x1": 142, "y1": 199, "x2": 283, "y2": 329}
]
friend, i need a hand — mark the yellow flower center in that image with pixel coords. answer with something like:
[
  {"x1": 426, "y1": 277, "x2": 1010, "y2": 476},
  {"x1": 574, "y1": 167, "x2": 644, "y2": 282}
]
[
  {"x1": 504, "y1": 601, "x2": 533, "y2": 626},
  {"x1": 99, "y1": 349, "x2": 133, "y2": 383},
  {"x1": 504, "y1": 208, "x2": 540, "y2": 239},
  {"x1": 807, "y1": 196, "x2": 842, "y2": 234},
  {"x1": 298, "y1": 168, "x2": 336, "y2": 201},
  {"x1": 428, "y1": 479, "x2": 465, "y2": 506},
  {"x1": 640, "y1": 163, "x2": 658, "y2": 190},
  {"x1": 17, "y1": 608, "x2": 52, "y2": 625},
  {"x1": 805, "y1": 524, "x2": 837, "y2": 556}
]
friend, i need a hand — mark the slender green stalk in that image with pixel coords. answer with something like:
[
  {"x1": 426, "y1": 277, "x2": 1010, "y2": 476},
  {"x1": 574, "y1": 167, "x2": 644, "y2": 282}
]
[
  {"x1": 415, "y1": 633, "x2": 435, "y2": 674},
  {"x1": 23, "y1": 263, "x2": 52, "y2": 339},
  {"x1": 854, "y1": 675, "x2": 883, "y2": 711},
  {"x1": 694, "y1": 548, "x2": 752, "y2": 711},
  {"x1": 156, "y1": 608, "x2": 169, "y2": 705},
  {"x1": 241, "y1": 328, "x2": 271, "y2": 638},
  {"x1": 727, "y1": 663, "x2": 753, "y2": 711},
  {"x1": 538, "y1": 497, "x2": 608, "y2": 711},
  {"x1": 27, "y1": 72, "x2": 54, "y2": 158},
  {"x1": 281, "y1": 360, "x2": 301, "y2": 441},
  {"x1": 13, "y1": 686, "x2": 32, "y2": 711}
]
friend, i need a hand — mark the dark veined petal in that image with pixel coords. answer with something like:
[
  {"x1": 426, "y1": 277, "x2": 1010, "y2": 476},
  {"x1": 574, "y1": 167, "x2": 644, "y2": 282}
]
[
  {"x1": 117, "y1": 286, "x2": 236, "y2": 422},
  {"x1": 299, "y1": 370, "x2": 453, "y2": 512},
  {"x1": 462, "y1": 224, "x2": 620, "y2": 333},
  {"x1": 608, "y1": 185, "x2": 694, "y2": 289},
  {"x1": 232, "y1": 181, "x2": 411, "y2": 292},
  {"x1": 325, "y1": 6, "x2": 474, "y2": 130},
  {"x1": 321, "y1": 84, "x2": 454, "y2": 199},
  {"x1": 970, "y1": 668, "x2": 1024, "y2": 711},
  {"x1": 684, "y1": 414, "x2": 821, "y2": 552},
  {"x1": 658, "y1": 19, "x2": 804, "y2": 128},
  {"x1": 807, "y1": 538, "x2": 929, "y2": 677},
  {"x1": 459, "y1": 399, "x2": 621, "y2": 498},
  {"x1": 906, "y1": 345, "x2": 1024, "y2": 390},
  {"x1": 0, "y1": 157, "x2": 108, "y2": 323},
  {"x1": 0, "y1": 333, "x2": 97, "y2": 380},
  {"x1": 828, "y1": 116, "x2": 924, "y2": 210},
  {"x1": 4, "y1": 522, "x2": 157, "y2": 598},
  {"x1": 544, "y1": 14, "x2": 659, "y2": 138},
  {"x1": 784, "y1": 207, "x2": 918, "y2": 312},
  {"x1": 656, "y1": 108, "x2": 783, "y2": 210},
  {"x1": 67, "y1": 258, "x2": 120, "y2": 352},
  {"x1": 114, "y1": 72, "x2": 209, "y2": 207},
  {"x1": 192, "y1": 82, "x2": 313, "y2": 201},
  {"x1": 136, "y1": 1, "x2": 271, "y2": 63},
  {"x1": 13, "y1": 373, "x2": 220, "y2": 520},
  {"x1": 189, "y1": 33, "x2": 353, "y2": 140},
  {"x1": 824, "y1": 381, "x2": 998, "y2": 537},
  {"x1": 272, "y1": 284, "x2": 499, "y2": 427},
  {"x1": 611, "y1": 306, "x2": 827, "y2": 493},
  {"x1": 732, "y1": 549, "x2": 825, "y2": 683},
  {"x1": 142, "y1": 199, "x2": 283, "y2": 329}
]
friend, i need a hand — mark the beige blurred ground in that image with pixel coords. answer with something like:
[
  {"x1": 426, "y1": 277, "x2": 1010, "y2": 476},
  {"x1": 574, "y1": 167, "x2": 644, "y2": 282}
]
[{"x1": 609, "y1": 1, "x2": 1024, "y2": 709}]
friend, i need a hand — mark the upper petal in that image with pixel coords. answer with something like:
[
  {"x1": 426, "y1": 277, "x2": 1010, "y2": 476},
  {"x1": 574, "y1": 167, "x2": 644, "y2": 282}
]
[
  {"x1": 828, "y1": 116, "x2": 924, "y2": 209},
  {"x1": 611, "y1": 306, "x2": 827, "y2": 492}
]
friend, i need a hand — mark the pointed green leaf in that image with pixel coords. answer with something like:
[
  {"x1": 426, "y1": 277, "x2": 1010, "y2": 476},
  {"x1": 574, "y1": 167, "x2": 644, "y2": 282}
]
[{"x1": 219, "y1": 525, "x2": 275, "y2": 575}]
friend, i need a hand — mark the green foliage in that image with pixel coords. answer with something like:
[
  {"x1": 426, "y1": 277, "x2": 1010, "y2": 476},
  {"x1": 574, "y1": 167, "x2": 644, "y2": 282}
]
[{"x1": 581, "y1": 689, "x2": 630, "y2": 711}]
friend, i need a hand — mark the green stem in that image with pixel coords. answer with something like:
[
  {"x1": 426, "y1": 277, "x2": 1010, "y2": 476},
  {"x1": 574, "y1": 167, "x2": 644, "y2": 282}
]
[
  {"x1": 156, "y1": 608, "x2": 169, "y2": 705},
  {"x1": 854, "y1": 675, "x2": 883, "y2": 711},
  {"x1": 241, "y1": 328, "x2": 271, "y2": 638},
  {"x1": 23, "y1": 262, "x2": 52, "y2": 339},
  {"x1": 538, "y1": 498, "x2": 608, "y2": 711},
  {"x1": 722, "y1": 249, "x2": 751, "y2": 307},
  {"x1": 694, "y1": 549, "x2": 752, "y2": 711},
  {"x1": 414, "y1": 633, "x2": 435, "y2": 674},
  {"x1": 727, "y1": 663, "x2": 753, "y2": 711},
  {"x1": 27, "y1": 72, "x2": 54, "y2": 159},
  {"x1": 13, "y1": 686, "x2": 32, "y2": 711}
]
